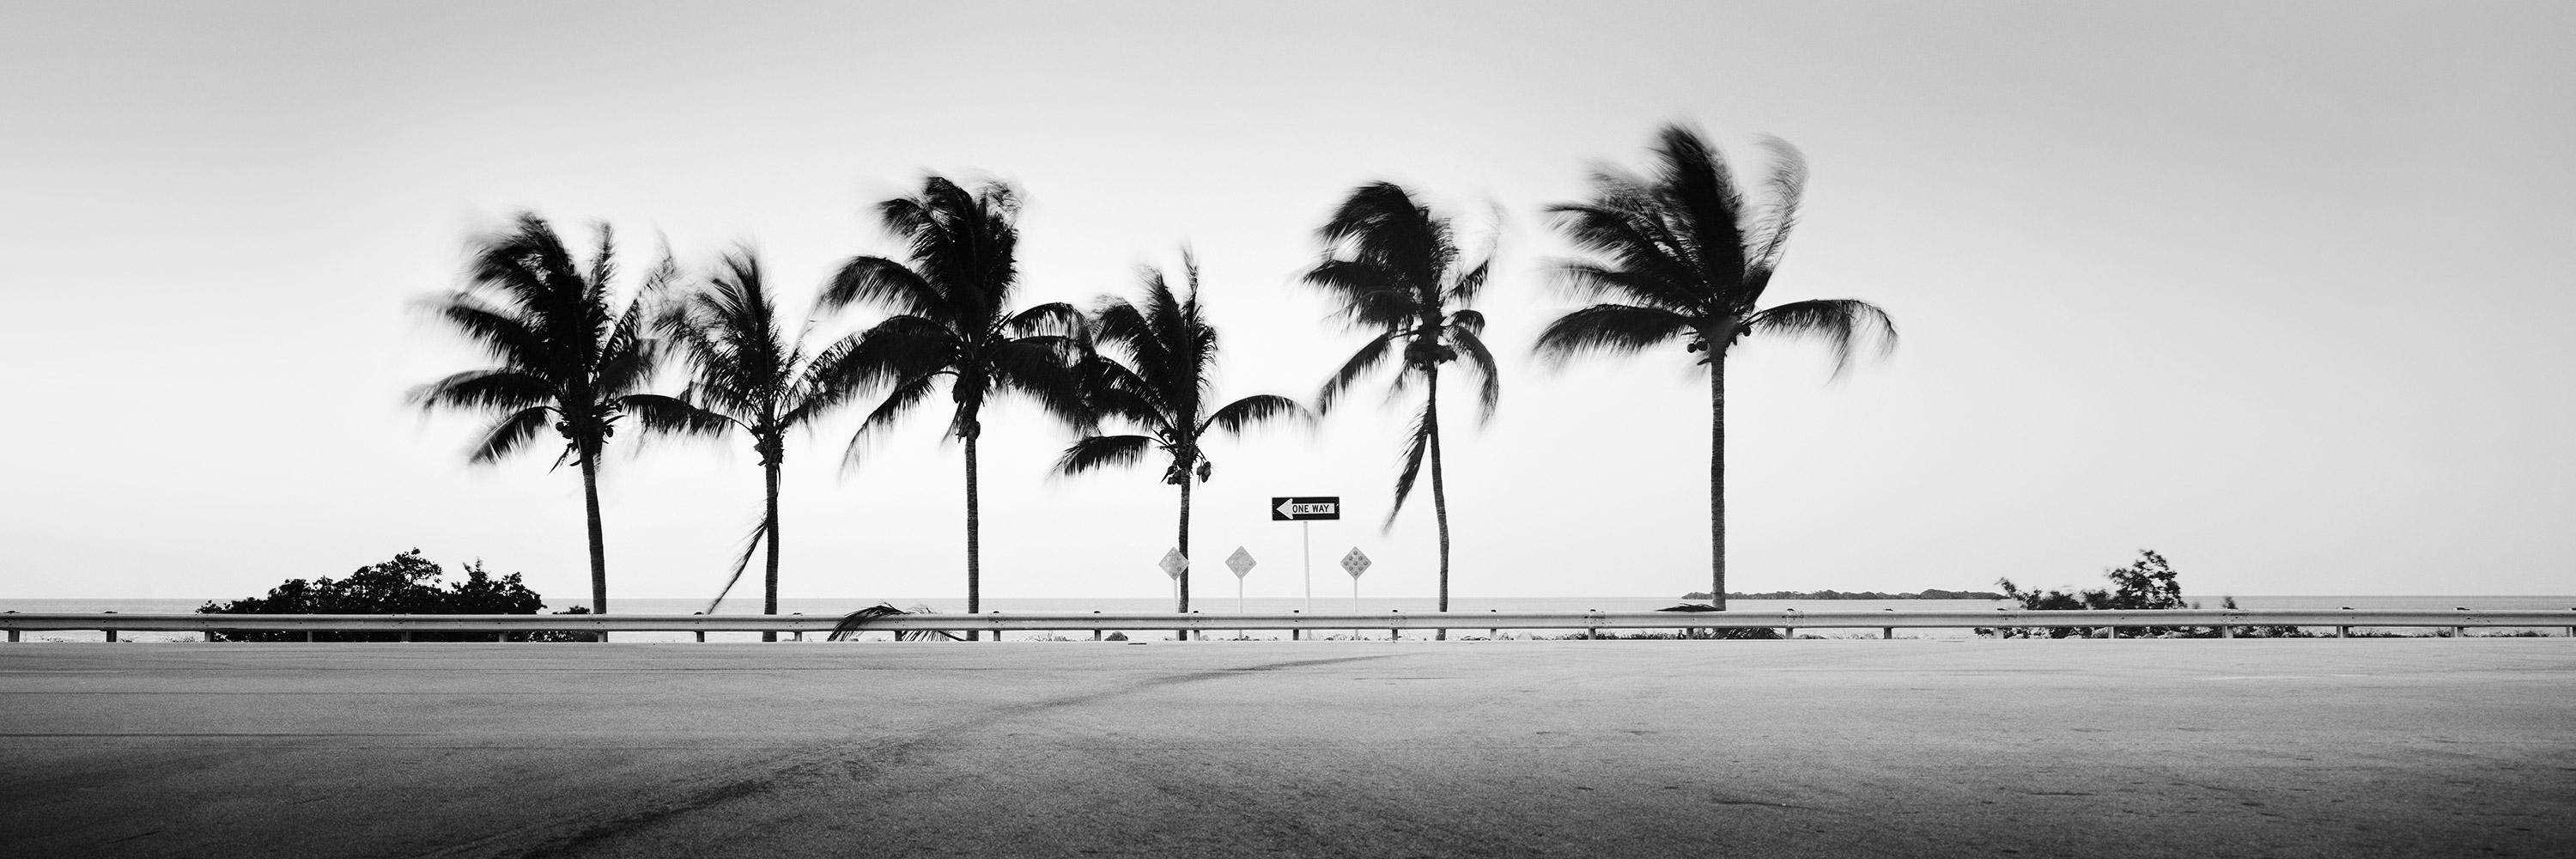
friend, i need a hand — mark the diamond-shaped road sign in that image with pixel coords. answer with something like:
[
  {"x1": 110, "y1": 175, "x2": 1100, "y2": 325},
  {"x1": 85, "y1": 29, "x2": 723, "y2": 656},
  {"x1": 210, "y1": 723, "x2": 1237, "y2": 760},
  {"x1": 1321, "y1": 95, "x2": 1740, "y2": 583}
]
[
  {"x1": 1225, "y1": 546, "x2": 1256, "y2": 578},
  {"x1": 1159, "y1": 547, "x2": 1188, "y2": 580},
  {"x1": 1340, "y1": 547, "x2": 1371, "y2": 578}
]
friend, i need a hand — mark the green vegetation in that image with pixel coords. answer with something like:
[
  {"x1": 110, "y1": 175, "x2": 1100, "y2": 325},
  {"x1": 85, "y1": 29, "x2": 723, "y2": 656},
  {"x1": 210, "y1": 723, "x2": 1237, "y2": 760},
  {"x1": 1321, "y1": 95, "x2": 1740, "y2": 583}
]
[
  {"x1": 197, "y1": 549, "x2": 589, "y2": 642},
  {"x1": 1536, "y1": 125, "x2": 1898, "y2": 612}
]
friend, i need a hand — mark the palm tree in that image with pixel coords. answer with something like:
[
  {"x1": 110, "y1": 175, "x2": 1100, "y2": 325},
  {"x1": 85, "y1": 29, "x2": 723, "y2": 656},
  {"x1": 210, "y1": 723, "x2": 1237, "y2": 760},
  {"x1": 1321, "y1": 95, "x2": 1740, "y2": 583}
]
[
  {"x1": 818, "y1": 177, "x2": 1090, "y2": 636},
  {"x1": 655, "y1": 250, "x2": 864, "y2": 641},
  {"x1": 1535, "y1": 125, "x2": 1897, "y2": 610},
  {"x1": 1304, "y1": 183, "x2": 1499, "y2": 632},
  {"x1": 412, "y1": 213, "x2": 717, "y2": 614},
  {"x1": 1055, "y1": 251, "x2": 1310, "y2": 614}
]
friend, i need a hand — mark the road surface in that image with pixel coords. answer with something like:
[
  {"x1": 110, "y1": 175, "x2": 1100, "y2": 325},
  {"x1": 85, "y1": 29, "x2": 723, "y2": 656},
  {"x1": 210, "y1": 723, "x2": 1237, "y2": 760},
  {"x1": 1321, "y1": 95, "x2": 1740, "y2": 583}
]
[{"x1": 3, "y1": 639, "x2": 2571, "y2": 857}]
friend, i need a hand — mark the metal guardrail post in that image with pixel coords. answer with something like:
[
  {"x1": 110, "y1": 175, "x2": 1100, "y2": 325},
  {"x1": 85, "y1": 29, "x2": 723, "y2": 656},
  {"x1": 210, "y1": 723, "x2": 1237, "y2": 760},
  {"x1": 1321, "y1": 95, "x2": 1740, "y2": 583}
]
[
  {"x1": 1093, "y1": 611, "x2": 1103, "y2": 641},
  {"x1": 1390, "y1": 609, "x2": 1400, "y2": 641},
  {"x1": 1289, "y1": 610, "x2": 1299, "y2": 641},
  {"x1": 1490, "y1": 609, "x2": 1499, "y2": 641},
  {"x1": 792, "y1": 612, "x2": 805, "y2": 643},
  {"x1": 693, "y1": 612, "x2": 706, "y2": 643},
  {"x1": 2221, "y1": 624, "x2": 2234, "y2": 639}
]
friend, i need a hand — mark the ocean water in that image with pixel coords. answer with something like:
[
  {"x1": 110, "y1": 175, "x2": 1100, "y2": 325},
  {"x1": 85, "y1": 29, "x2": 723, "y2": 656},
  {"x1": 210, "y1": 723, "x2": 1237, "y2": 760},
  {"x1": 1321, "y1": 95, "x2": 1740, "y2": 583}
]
[{"x1": 5, "y1": 594, "x2": 2571, "y2": 643}]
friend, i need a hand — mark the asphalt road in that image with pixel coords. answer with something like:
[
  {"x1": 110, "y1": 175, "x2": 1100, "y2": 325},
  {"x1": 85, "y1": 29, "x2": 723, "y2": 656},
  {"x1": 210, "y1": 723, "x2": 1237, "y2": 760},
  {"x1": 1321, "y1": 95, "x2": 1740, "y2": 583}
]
[{"x1": 3, "y1": 639, "x2": 2571, "y2": 858}]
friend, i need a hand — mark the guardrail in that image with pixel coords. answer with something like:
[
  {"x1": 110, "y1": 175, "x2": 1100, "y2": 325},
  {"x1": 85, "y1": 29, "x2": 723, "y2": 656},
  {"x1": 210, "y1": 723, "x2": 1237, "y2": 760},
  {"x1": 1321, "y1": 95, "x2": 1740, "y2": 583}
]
[{"x1": 4, "y1": 608, "x2": 2573, "y2": 641}]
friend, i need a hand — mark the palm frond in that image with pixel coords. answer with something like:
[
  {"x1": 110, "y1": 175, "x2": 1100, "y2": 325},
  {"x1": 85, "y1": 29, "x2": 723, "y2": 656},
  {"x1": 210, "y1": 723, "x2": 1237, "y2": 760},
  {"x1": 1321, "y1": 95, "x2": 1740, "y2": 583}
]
[
  {"x1": 1315, "y1": 332, "x2": 1399, "y2": 415},
  {"x1": 410, "y1": 369, "x2": 554, "y2": 414},
  {"x1": 466, "y1": 406, "x2": 555, "y2": 465},
  {"x1": 1200, "y1": 393, "x2": 1313, "y2": 436},
  {"x1": 819, "y1": 255, "x2": 943, "y2": 319},
  {"x1": 1052, "y1": 434, "x2": 1157, "y2": 478},
  {"x1": 1532, "y1": 303, "x2": 1698, "y2": 365},
  {"x1": 1384, "y1": 400, "x2": 1434, "y2": 530},
  {"x1": 1444, "y1": 257, "x2": 1492, "y2": 307},
  {"x1": 984, "y1": 336, "x2": 1095, "y2": 432},
  {"x1": 701, "y1": 517, "x2": 771, "y2": 614},
  {"x1": 1744, "y1": 298, "x2": 1899, "y2": 378},
  {"x1": 1748, "y1": 135, "x2": 1807, "y2": 270},
  {"x1": 1446, "y1": 325, "x2": 1501, "y2": 424},
  {"x1": 844, "y1": 371, "x2": 945, "y2": 469},
  {"x1": 1650, "y1": 124, "x2": 1748, "y2": 289},
  {"x1": 1004, "y1": 302, "x2": 1087, "y2": 341},
  {"x1": 421, "y1": 294, "x2": 546, "y2": 366},
  {"x1": 619, "y1": 393, "x2": 736, "y2": 440}
]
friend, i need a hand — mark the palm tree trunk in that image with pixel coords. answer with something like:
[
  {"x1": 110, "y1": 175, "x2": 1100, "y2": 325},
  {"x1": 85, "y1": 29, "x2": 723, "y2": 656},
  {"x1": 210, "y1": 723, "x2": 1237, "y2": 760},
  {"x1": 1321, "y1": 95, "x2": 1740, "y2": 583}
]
[
  {"x1": 1176, "y1": 475, "x2": 1193, "y2": 613},
  {"x1": 1426, "y1": 369, "x2": 1451, "y2": 641},
  {"x1": 1710, "y1": 357, "x2": 1728, "y2": 612},
  {"x1": 762, "y1": 456, "x2": 781, "y2": 643},
  {"x1": 579, "y1": 448, "x2": 608, "y2": 616},
  {"x1": 963, "y1": 424, "x2": 981, "y2": 642},
  {"x1": 1176, "y1": 473, "x2": 1194, "y2": 640}
]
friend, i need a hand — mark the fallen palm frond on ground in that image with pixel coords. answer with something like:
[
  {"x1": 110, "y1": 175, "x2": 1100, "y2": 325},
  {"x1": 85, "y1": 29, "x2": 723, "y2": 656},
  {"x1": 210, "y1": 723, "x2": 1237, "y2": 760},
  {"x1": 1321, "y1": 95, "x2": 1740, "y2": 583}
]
[{"x1": 827, "y1": 603, "x2": 963, "y2": 642}]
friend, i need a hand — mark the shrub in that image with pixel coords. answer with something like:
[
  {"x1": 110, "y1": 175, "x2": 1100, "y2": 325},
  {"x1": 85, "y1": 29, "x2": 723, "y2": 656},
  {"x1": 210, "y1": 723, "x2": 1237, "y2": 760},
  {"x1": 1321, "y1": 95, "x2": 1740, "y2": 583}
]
[
  {"x1": 1986, "y1": 549, "x2": 2204, "y2": 638},
  {"x1": 197, "y1": 549, "x2": 562, "y2": 642}
]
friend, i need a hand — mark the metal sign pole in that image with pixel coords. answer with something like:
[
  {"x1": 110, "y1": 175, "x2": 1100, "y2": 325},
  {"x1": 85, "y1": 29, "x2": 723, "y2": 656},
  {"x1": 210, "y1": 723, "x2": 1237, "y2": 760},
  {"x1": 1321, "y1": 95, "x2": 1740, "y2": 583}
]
[{"x1": 1301, "y1": 521, "x2": 1312, "y2": 613}]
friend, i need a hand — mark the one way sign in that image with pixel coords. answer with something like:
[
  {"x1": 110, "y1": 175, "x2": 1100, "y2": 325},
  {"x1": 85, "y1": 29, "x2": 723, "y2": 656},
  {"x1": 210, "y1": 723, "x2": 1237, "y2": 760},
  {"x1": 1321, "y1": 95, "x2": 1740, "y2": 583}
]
[{"x1": 1271, "y1": 496, "x2": 1340, "y2": 521}]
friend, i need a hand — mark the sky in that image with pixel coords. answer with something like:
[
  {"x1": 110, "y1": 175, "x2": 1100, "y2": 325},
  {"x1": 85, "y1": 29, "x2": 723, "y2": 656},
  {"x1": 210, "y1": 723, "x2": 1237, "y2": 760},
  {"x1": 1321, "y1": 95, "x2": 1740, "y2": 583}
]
[{"x1": 2, "y1": 0, "x2": 2569, "y2": 605}]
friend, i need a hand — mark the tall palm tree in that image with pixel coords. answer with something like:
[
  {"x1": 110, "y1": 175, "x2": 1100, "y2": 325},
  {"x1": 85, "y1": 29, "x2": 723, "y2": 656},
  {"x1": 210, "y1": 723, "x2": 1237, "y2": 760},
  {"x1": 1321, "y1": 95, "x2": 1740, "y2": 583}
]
[
  {"x1": 655, "y1": 250, "x2": 864, "y2": 641},
  {"x1": 818, "y1": 177, "x2": 1090, "y2": 636},
  {"x1": 1055, "y1": 251, "x2": 1310, "y2": 614},
  {"x1": 1304, "y1": 183, "x2": 1499, "y2": 632},
  {"x1": 412, "y1": 213, "x2": 716, "y2": 614},
  {"x1": 1535, "y1": 125, "x2": 1897, "y2": 610}
]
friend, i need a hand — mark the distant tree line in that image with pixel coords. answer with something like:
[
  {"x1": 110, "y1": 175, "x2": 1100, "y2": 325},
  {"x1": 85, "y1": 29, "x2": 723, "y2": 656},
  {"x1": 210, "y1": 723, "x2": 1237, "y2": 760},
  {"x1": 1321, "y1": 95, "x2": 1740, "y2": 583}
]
[{"x1": 1681, "y1": 588, "x2": 2008, "y2": 600}]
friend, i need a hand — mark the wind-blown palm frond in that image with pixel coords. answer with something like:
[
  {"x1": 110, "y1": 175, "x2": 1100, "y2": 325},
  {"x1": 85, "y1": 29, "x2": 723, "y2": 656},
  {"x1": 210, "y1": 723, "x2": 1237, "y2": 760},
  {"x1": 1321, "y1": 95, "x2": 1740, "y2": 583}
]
[
  {"x1": 411, "y1": 369, "x2": 554, "y2": 414},
  {"x1": 1385, "y1": 401, "x2": 1434, "y2": 530},
  {"x1": 1744, "y1": 298, "x2": 1899, "y2": 378},
  {"x1": 1533, "y1": 303, "x2": 1698, "y2": 362},
  {"x1": 1053, "y1": 434, "x2": 1156, "y2": 476},
  {"x1": 1315, "y1": 331, "x2": 1400, "y2": 415},
  {"x1": 1202, "y1": 394, "x2": 1310, "y2": 436},
  {"x1": 843, "y1": 370, "x2": 945, "y2": 465},
  {"x1": 466, "y1": 406, "x2": 554, "y2": 465},
  {"x1": 618, "y1": 393, "x2": 732, "y2": 440},
  {"x1": 1447, "y1": 324, "x2": 1501, "y2": 424}
]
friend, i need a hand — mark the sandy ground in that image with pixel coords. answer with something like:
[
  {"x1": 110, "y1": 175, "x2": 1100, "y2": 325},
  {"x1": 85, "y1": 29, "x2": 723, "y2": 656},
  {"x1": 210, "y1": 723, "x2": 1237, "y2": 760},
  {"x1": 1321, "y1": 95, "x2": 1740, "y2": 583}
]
[{"x1": 3, "y1": 639, "x2": 2572, "y2": 858}]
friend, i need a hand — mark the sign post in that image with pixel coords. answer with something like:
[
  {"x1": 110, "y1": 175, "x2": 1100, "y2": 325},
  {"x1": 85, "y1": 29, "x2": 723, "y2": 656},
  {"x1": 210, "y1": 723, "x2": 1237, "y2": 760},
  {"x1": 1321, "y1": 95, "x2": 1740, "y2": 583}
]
[
  {"x1": 1158, "y1": 548, "x2": 1189, "y2": 641},
  {"x1": 1272, "y1": 497, "x2": 1339, "y2": 614},
  {"x1": 1341, "y1": 546, "x2": 1371, "y2": 637},
  {"x1": 1225, "y1": 546, "x2": 1256, "y2": 615}
]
